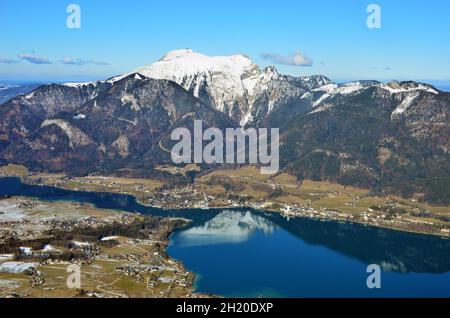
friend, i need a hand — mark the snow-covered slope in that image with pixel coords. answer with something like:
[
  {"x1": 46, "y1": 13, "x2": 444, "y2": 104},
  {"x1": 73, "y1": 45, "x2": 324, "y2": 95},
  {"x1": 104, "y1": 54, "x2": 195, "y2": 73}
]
[
  {"x1": 61, "y1": 49, "x2": 442, "y2": 127},
  {"x1": 134, "y1": 49, "x2": 328, "y2": 125},
  {"x1": 135, "y1": 49, "x2": 259, "y2": 124},
  {"x1": 302, "y1": 80, "x2": 440, "y2": 116}
]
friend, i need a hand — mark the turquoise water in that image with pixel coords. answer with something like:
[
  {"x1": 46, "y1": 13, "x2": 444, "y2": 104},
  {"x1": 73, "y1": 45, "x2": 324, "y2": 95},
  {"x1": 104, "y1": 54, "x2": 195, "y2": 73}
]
[{"x1": 1, "y1": 177, "x2": 450, "y2": 297}]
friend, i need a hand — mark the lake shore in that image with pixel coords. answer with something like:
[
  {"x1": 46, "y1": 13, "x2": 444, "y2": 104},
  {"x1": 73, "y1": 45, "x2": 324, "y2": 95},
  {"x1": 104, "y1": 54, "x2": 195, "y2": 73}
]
[
  {"x1": 1, "y1": 164, "x2": 449, "y2": 239},
  {"x1": 0, "y1": 195, "x2": 206, "y2": 298},
  {"x1": 1, "y1": 173, "x2": 450, "y2": 297}
]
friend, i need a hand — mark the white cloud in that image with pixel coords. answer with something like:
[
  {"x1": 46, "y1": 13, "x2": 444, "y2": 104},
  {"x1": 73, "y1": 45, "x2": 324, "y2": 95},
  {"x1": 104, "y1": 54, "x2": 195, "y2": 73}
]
[
  {"x1": 260, "y1": 51, "x2": 313, "y2": 67},
  {"x1": 372, "y1": 66, "x2": 391, "y2": 71},
  {"x1": 0, "y1": 58, "x2": 21, "y2": 64},
  {"x1": 18, "y1": 53, "x2": 52, "y2": 64},
  {"x1": 59, "y1": 57, "x2": 109, "y2": 66}
]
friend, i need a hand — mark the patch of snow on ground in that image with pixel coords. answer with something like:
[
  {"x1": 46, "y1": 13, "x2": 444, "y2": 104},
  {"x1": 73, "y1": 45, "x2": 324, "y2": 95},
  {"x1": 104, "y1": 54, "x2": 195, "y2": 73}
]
[
  {"x1": 391, "y1": 93, "x2": 419, "y2": 118},
  {"x1": 379, "y1": 83, "x2": 438, "y2": 95},
  {"x1": 313, "y1": 93, "x2": 330, "y2": 107},
  {"x1": 313, "y1": 83, "x2": 338, "y2": 94},
  {"x1": 336, "y1": 82, "x2": 364, "y2": 94},
  {"x1": 19, "y1": 247, "x2": 32, "y2": 255},
  {"x1": 309, "y1": 103, "x2": 334, "y2": 115},
  {"x1": 240, "y1": 113, "x2": 254, "y2": 127},
  {"x1": 0, "y1": 262, "x2": 39, "y2": 274},
  {"x1": 43, "y1": 244, "x2": 56, "y2": 252},
  {"x1": 63, "y1": 82, "x2": 93, "y2": 88},
  {"x1": 73, "y1": 241, "x2": 91, "y2": 247},
  {"x1": 0, "y1": 254, "x2": 14, "y2": 261},
  {"x1": 0, "y1": 201, "x2": 25, "y2": 222},
  {"x1": 101, "y1": 236, "x2": 119, "y2": 241}
]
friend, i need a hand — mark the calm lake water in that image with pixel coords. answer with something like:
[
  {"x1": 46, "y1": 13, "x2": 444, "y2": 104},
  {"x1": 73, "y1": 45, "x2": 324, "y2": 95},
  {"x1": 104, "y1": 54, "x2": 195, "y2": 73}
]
[{"x1": 1, "y1": 177, "x2": 450, "y2": 297}]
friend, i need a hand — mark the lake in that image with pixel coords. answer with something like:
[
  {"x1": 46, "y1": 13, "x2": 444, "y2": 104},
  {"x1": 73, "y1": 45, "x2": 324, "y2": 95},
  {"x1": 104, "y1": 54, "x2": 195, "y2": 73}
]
[{"x1": 1, "y1": 177, "x2": 450, "y2": 297}]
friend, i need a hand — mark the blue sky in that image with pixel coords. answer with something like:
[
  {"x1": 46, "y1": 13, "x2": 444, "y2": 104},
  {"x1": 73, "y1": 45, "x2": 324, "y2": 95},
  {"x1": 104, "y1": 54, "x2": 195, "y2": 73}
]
[{"x1": 1, "y1": 0, "x2": 450, "y2": 83}]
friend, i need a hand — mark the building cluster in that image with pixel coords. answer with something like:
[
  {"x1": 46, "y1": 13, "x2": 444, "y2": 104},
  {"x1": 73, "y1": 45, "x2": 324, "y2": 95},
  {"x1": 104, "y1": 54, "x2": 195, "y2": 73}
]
[{"x1": 148, "y1": 185, "x2": 210, "y2": 209}]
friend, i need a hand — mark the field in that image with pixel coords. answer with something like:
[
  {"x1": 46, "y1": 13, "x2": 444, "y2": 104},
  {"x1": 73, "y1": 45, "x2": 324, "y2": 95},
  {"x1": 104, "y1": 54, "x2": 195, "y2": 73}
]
[
  {"x1": 1, "y1": 164, "x2": 450, "y2": 237},
  {"x1": 0, "y1": 239, "x2": 194, "y2": 298},
  {"x1": 196, "y1": 167, "x2": 450, "y2": 235}
]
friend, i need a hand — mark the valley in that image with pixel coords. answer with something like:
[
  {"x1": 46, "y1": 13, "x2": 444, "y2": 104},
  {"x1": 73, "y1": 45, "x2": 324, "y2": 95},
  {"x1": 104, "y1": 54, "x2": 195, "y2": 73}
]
[
  {"x1": 0, "y1": 49, "x2": 449, "y2": 298},
  {"x1": 0, "y1": 50, "x2": 448, "y2": 207},
  {"x1": 2, "y1": 0, "x2": 450, "y2": 301},
  {"x1": 0, "y1": 193, "x2": 201, "y2": 298},
  {"x1": 2, "y1": 164, "x2": 449, "y2": 238},
  {"x1": 2, "y1": 170, "x2": 450, "y2": 298}
]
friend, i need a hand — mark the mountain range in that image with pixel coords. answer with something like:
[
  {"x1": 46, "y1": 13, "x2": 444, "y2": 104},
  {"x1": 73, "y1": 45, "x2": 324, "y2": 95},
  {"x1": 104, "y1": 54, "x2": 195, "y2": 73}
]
[
  {"x1": 0, "y1": 49, "x2": 448, "y2": 204},
  {"x1": 0, "y1": 83, "x2": 42, "y2": 104}
]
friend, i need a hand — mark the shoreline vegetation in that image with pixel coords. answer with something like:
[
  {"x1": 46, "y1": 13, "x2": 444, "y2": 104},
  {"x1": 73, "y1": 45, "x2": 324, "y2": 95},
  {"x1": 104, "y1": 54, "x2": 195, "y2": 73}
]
[{"x1": 1, "y1": 164, "x2": 449, "y2": 239}]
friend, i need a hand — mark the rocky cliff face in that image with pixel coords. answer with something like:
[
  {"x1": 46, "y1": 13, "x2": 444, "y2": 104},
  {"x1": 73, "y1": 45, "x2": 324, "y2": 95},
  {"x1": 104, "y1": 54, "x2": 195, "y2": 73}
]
[
  {"x1": 0, "y1": 73, "x2": 236, "y2": 175},
  {"x1": 278, "y1": 83, "x2": 450, "y2": 203},
  {"x1": 133, "y1": 49, "x2": 331, "y2": 126},
  {"x1": 0, "y1": 81, "x2": 114, "y2": 152},
  {"x1": 0, "y1": 50, "x2": 448, "y2": 203}
]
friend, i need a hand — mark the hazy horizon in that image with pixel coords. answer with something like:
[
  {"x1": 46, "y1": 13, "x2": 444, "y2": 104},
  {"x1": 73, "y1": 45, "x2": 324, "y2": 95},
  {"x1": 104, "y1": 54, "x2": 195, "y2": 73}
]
[
  {"x1": 1, "y1": 75, "x2": 450, "y2": 93},
  {"x1": 1, "y1": 0, "x2": 450, "y2": 82}
]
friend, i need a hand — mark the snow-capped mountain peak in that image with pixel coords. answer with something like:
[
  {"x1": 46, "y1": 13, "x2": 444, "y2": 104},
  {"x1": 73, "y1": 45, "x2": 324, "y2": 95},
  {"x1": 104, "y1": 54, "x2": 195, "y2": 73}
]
[
  {"x1": 142, "y1": 49, "x2": 258, "y2": 79},
  {"x1": 135, "y1": 49, "x2": 262, "y2": 121},
  {"x1": 68, "y1": 50, "x2": 441, "y2": 128},
  {"x1": 133, "y1": 49, "x2": 325, "y2": 125}
]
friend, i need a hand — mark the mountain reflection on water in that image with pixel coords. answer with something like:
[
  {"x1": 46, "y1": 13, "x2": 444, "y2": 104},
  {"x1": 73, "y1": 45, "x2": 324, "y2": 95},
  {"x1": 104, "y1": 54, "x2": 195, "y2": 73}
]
[
  {"x1": 175, "y1": 210, "x2": 276, "y2": 246},
  {"x1": 267, "y1": 216, "x2": 450, "y2": 274},
  {"x1": 1, "y1": 177, "x2": 450, "y2": 278}
]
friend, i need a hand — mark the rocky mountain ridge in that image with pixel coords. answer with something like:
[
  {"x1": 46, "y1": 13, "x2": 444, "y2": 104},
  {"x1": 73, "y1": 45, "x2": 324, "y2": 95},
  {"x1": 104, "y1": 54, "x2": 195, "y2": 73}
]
[{"x1": 0, "y1": 50, "x2": 448, "y2": 204}]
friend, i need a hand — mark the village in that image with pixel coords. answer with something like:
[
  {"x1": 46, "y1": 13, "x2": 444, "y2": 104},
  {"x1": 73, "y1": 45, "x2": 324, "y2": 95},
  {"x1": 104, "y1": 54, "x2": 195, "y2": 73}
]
[
  {"x1": 1, "y1": 164, "x2": 450, "y2": 245},
  {"x1": 0, "y1": 165, "x2": 450, "y2": 298},
  {"x1": 0, "y1": 196, "x2": 202, "y2": 298}
]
